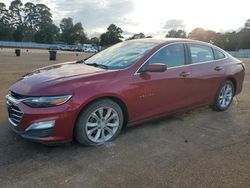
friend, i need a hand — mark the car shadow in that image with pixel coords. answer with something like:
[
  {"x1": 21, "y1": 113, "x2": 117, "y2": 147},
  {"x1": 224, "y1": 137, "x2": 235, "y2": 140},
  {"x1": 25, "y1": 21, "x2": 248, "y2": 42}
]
[{"x1": 0, "y1": 104, "x2": 242, "y2": 168}]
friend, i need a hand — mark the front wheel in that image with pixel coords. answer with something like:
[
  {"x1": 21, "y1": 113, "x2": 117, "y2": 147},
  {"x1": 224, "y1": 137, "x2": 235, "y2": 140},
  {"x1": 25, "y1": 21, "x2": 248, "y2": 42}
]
[
  {"x1": 213, "y1": 80, "x2": 235, "y2": 111},
  {"x1": 75, "y1": 99, "x2": 124, "y2": 146}
]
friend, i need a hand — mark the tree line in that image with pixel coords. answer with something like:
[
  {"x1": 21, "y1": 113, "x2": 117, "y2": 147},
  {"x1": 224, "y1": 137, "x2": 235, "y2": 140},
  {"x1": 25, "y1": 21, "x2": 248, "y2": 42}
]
[
  {"x1": 164, "y1": 20, "x2": 250, "y2": 51},
  {"x1": 0, "y1": 0, "x2": 124, "y2": 46},
  {"x1": 0, "y1": 0, "x2": 59, "y2": 43},
  {"x1": 1, "y1": 0, "x2": 250, "y2": 50},
  {"x1": 131, "y1": 19, "x2": 250, "y2": 51}
]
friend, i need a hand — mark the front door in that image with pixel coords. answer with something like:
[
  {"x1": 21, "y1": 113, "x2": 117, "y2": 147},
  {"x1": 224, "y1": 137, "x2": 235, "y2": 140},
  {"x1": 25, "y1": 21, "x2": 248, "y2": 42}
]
[{"x1": 129, "y1": 43, "x2": 193, "y2": 122}]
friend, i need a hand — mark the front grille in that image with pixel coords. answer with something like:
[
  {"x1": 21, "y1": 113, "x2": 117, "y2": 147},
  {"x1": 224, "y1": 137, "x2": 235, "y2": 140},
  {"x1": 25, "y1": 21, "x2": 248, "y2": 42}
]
[{"x1": 6, "y1": 93, "x2": 24, "y2": 126}]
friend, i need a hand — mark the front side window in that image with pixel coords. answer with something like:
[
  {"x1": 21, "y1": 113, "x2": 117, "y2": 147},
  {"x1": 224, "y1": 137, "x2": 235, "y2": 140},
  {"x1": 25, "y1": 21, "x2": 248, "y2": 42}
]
[
  {"x1": 147, "y1": 43, "x2": 185, "y2": 68},
  {"x1": 188, "y1": 44, "x2": 214, "y2": 64}
]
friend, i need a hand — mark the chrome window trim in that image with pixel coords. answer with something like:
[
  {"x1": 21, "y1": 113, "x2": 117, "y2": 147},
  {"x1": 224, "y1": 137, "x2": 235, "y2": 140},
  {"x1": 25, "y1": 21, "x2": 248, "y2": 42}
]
[
  {"x1": 134, "y1": 41, "x2": 228, "y2": 75},
  {"x1": 165, "y1": 57, "x2": 228, "y2": 70}
]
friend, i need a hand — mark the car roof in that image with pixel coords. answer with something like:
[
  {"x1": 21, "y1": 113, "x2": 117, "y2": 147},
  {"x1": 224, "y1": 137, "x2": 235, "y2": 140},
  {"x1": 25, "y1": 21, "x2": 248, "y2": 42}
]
[
  {"x1": 126, "y1": 38, "x2": 227, "y2": 53},
  {"x1": 125, "y1": 38, "x2": 215, "y2": 47}
]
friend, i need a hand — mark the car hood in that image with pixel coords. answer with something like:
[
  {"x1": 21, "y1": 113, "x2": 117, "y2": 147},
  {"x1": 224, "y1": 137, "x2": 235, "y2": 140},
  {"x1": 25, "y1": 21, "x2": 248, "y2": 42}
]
[{"x1": 10, "y1": 61, "x2": 114, "y2": 96}]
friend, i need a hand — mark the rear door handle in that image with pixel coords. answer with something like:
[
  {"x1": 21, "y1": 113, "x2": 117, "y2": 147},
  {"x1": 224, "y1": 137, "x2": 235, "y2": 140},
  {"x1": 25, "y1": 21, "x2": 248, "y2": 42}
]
[
  {"x1": 180, "y1": 72, "x2": 191, "y2": 77},
  {"x1": 214, "y1": 66, "x2": 223, "y2": 71}
]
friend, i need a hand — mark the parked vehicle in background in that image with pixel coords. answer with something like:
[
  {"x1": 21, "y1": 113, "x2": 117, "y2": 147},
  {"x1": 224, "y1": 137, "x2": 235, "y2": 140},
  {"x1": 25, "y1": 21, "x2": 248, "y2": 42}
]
[
  {"x1": 85, "y1": 47, "x2": 98, "y2": 53},
  {"x1": 48, "y1": 45, "x2": 58, "y2": 51},
  {"x1": 58, "y1": 44, "x2": 98, "y2": 52},
  {"x1": 6, "y1": 38, "x2": 245, "y2": 146}
]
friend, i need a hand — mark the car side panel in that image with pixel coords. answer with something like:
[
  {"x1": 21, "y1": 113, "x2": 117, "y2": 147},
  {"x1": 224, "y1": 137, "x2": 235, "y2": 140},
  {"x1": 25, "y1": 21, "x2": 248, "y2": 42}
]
[
  {"x1": 117, "y1": 67, "x2": 193, "y2": 123},
  {"x1": 189, "y1": 59, "x2": 227, "y2": 106},
  {"x1": 225, "y1": 58, "x2": 245, "y2": 95}
]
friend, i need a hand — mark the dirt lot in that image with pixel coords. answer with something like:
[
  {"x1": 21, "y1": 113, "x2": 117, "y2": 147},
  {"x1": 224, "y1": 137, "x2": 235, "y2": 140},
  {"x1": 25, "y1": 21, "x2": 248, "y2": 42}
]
[{"x1": 0, "y1": 48, "x2": 249, "y2": 188}]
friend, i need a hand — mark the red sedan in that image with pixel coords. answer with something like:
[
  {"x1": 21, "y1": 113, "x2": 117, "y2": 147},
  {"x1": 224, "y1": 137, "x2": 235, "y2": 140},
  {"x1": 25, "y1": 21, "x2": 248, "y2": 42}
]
[{"x1": 6, "y1": 39, "x2": 245, "y2": 145}]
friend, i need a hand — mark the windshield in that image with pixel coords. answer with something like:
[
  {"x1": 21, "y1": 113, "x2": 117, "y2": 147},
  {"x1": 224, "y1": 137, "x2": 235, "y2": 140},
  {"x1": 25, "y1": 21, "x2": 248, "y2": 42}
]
[{"x1": 85, "y1": 40, "x2": 159, "y2": 70}]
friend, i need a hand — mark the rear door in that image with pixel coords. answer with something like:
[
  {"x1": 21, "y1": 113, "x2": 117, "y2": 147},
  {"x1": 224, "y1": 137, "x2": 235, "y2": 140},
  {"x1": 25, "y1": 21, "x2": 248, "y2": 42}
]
[{"x1": 186, "y1": 43, "x2": 226, "y2": 105}]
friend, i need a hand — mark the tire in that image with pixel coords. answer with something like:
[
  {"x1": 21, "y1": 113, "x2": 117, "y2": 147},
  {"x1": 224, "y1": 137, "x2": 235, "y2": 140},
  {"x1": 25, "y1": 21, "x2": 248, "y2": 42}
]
[
  {"x1": 213, "y1": 80, "x2": 235, "y2": 111},
  {"x1": 75, "y1": 99, "x2": 124, "y2": 146}
]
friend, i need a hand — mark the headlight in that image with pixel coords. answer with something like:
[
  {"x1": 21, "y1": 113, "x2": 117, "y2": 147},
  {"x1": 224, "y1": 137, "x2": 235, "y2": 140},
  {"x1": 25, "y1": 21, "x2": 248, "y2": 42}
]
[{"x1": 23, "y1": 95, "x2": 72, "y2": 108}]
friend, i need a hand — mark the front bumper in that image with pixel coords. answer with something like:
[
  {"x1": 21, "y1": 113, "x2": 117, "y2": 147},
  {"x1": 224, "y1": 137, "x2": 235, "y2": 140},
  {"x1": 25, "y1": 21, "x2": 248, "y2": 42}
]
[
  {"x1": 8, "y1": 120, "x2": 54, "y2": 141},
  {"x1": 6, "y1": 93, "x2": 79, "y2": 143}
]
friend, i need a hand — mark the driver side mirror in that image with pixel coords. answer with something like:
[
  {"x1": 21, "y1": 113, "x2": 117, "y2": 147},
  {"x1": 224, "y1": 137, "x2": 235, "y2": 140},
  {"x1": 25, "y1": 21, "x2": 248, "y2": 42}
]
[{"x1": 140, "y1": 63, "x2": 167, "y2": 73}]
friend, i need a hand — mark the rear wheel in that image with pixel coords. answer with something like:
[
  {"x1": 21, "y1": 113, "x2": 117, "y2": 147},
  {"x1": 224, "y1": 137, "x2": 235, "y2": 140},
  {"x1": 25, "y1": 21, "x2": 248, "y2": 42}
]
[
  {"x1": 213, "y1": 80, "x2": 235, "y2": 111},
  {"x1": 75, "y1": 99, "x2": 124, "y2": 146}
]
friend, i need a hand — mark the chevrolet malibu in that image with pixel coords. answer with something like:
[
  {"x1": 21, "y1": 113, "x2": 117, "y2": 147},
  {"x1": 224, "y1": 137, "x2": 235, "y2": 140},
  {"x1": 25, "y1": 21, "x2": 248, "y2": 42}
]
[{"x1": 6, "y1": 39, "x2": 245, "y2": 146}]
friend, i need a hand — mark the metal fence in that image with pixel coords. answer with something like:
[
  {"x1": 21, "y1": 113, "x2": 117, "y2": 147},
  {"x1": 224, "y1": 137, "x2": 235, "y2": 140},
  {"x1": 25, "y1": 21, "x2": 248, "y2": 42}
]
[
  {"x1": 227, "y1": 49, "x2": 250, "y2": 58},
  {"x1": 0, "y1": 41, "x2": 99, "y2": 51},
  {"x1": 0, "y1": 41, "x2": 50, "y2": 49},
  {"x1": 1, "y1": 41, "x2": 249, "y2": 57}
]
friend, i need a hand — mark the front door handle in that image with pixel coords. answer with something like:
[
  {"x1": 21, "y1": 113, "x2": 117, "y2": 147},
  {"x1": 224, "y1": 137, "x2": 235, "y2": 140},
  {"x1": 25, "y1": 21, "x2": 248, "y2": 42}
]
[
  {"x1": 214, "y1": 66, "x2": 223, "y2": 71},
  {"x1": 180, "y1": 72, "x2": 191, "y2": 77}
]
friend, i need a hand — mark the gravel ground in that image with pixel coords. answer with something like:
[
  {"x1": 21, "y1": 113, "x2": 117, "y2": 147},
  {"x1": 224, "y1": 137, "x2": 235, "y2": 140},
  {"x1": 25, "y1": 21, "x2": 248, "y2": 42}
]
[{"x1": 0, "y1": 48, "x2": 249, "y2": 188}]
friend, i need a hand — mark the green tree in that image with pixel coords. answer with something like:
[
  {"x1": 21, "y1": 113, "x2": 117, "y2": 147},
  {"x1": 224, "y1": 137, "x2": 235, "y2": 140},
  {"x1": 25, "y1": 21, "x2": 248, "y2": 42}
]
[
  {"x1": 13, "y1": 26, "x2": 24, "y2": 41},
  {"x1": 0, "y1": 25, "x2": 13, "y2": 40},
  {"x1": 60, "y1": 17, "x2": 87, "y2": 44},
  {"x1": 126, "y1": 32, "x2": 146, "y2": 40},
  {"x1": 224, "y1": 32, "x2": 239, "y2": 50},
  {"x1": 188, "y1": 28, "x2": 207, "y2": 41},
  {"x1": 238, "y1": 28, "x2": 250, "y2": 49},
  {"x1": 8, "y1": 0, "x2": 25, "y2": 41},
  {"x1": 213, "y1": 33, "x2": 227, "y2": 49},
  {"x1": 165, "y1": 29, "x2": 186, "y2": 38},
  {"x1": 32, "y1": 4, "x2": 59, "y2": 43},
  {"x1": 23, "y1": 2, "x2": 36, "y2": 29},
  {"x1": 8, "y1": 0, "x2": 23, "y2": 27},
  {"x1": 107, "y1": 24, "x2": 123, "y2": 44},
  {"x1": 34, "y1": 23, "x2": 59, "y2": 43},
  {"x1": 188, "y1": 28, "x2": 217, "y2": 43},
  {"x1": 100, "y1": 24, "x2": 123, "y2": 46},
  {"x1": 0, "y1": 2, "x2": 10, "y2": 24},
  {"x1": 244, "y1": 19, "x2": 250, "y2": 28},
  {"x1": 100, "y1": 33, "x2": 109, "y2": 46},
  {"x1": 60, "y1": 17, "x2": 74, "y2": 44},
  {"x1": 23, "y1": 2, "x2": 38, "y2": 41},
  {"x1": 0, "y1": 1, "x2": 59, "y2": 43},
  {"x1": 73, "y1": 22, "x2": 87, "y2": 44},
  {"x1": 0, "y1": 3, "x2": 14, "y2": 40},
  {"x1": 35, "y1": 4, "x2": 53, "y2": 28},
  {"x1": 90, "y1": 37, "x2": 100, "y2": 45},
  {"x1": 213, "y1": 32, "x2": 239, "y2": 51}
]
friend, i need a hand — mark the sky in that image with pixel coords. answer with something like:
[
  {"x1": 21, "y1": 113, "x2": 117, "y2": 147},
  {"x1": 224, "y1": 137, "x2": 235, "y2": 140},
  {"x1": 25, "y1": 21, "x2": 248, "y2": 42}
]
[{"x1": 2, "y1": 0, "x2": 250, "y2": 38}]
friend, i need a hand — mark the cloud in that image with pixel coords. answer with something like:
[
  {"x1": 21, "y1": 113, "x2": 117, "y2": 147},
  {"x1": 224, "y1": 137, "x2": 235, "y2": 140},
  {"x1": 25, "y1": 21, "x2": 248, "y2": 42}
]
[
  {"x1": 1, "y1": 0, "x2": 136, "y2": 37},
  {"x1": 162, "y1": 19, "x2": 185, "y2": 31},
  {"x1": 50, "y1": 0, "x2": 135, "y2": 33},
  {"x1": 122, "y1": 30, "x2": 135, "y2": 35}
]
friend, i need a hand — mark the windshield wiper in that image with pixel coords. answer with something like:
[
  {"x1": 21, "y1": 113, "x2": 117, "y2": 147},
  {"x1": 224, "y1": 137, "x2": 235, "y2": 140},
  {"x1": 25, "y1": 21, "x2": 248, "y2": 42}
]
[
  {"x1": 84, "y1": 62, "x2": 109, "y2": 69},
  {"x1": 76, "y1": 59, "x2": 85, "y2": 64},
  {"x1": 77, "y1": 59, "x2": 109, "y2": 69}
]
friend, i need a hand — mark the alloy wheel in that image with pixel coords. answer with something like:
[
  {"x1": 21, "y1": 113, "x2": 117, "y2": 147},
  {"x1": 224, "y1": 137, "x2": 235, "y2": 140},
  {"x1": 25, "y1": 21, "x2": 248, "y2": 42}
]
[
  {"x1": 218, "y1": 83, "x2": 233, "y2": 108},
  {"x1": 85, "y1": 107, "x2": 119, "y2": 144}
]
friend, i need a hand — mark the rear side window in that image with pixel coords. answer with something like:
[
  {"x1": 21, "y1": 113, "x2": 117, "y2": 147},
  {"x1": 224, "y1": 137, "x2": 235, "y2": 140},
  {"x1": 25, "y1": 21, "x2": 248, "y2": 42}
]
[
  {"x1": 188, "y1": 44, "x2": 214, "y2": 64},
  {"x1": 213, "y1": 49, "x2": 226, "y2": 60},
  {"x1": 148, "y1": 43, "x2": 185, "y2": 68}
]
